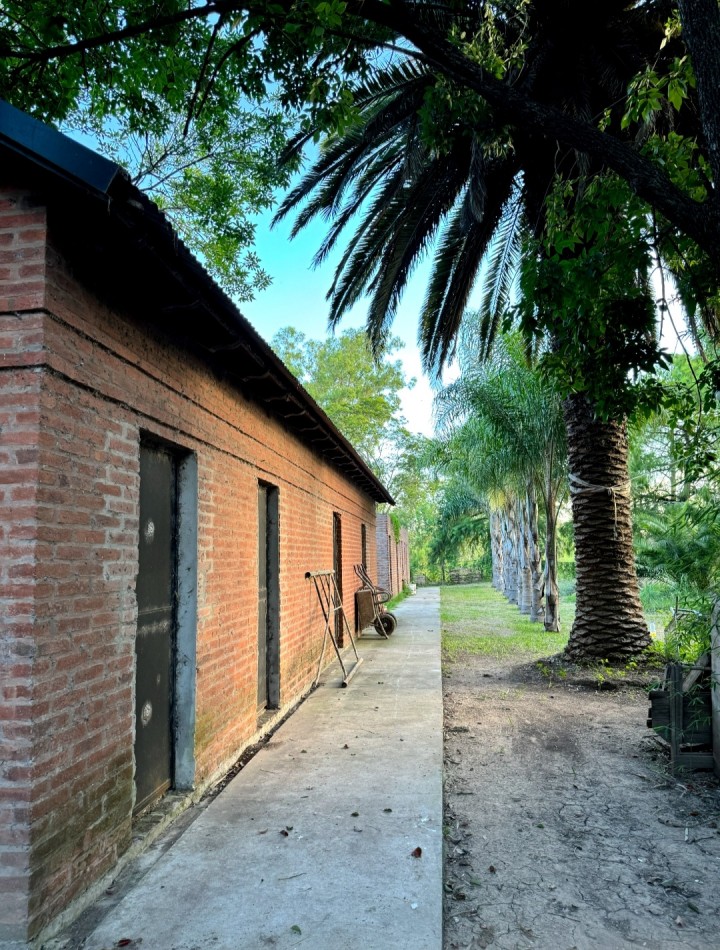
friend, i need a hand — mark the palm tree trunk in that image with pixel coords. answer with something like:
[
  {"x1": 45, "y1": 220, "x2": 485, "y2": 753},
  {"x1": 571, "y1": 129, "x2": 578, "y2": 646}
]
[
  {"x1": 526, "y1": 484, "x2": 544, "y2": 623},
  {"x1": 502, "y1": 504, "x2": 518, "y2": 604},
  {"x1": 544, "y1": 486, "x2": 561, "y2": 633},
  {"x1": 490, "y1": 509, "x2": 503, "y2": 590},
  {"x1": 519, "y1": 496, "x2": 532, "y2": 615},
  {"x1": 563, "y1": 395, "x2": 650, "y2": 660}
]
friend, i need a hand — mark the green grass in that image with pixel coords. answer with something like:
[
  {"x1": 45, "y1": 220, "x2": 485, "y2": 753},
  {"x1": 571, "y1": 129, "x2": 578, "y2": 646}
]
[
  {"x1": 441, "y1": 580, "x2": 686, "y2": 666},
  {"x1": 441, "y1": 583, "x2": 570, "y2": 660},
  {"x1": 639, "y1": 578, "x2": 677, "y2": 614},
  {"x1": 386, "y1": 586, "x2": 412, "y2": 611}
]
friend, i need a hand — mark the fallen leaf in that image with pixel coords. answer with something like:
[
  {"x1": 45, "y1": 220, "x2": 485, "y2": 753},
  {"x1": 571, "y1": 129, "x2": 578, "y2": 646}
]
[
  {"x1": 488, "y1": 865, "x2": 496, "y2": 874},
  {"x1": 343, "y1": 743, "x2": 349, "y2": 749},
  {"x1": 117, "y1": 941, "x2": 133, "y2": 948},
  {"x1": 411, "y1": 847, "x2": 422, "y2": 858},
  {"x1": 279, "y1": 829, "x2": 289, "y2": 837},
  {"x1": 351, "y1": 811, "x2": 359, "y2": 817},
  {"x1": 291, "y1": 925, "x2": 302, "y2": 935},
  {"x1": 286, "y1": 826, "x2": 293, "y2": 831},
  {"x1": 258, "y1": 829, "x2": 268, "y2": 835},
  {"x1": 384, "y1": 808, "x2": 392, "y2": 813}
]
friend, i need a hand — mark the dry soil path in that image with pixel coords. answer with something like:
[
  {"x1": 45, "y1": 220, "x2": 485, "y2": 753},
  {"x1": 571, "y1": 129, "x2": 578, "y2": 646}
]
[{"x1": 442, "y1": 647, "x2": 720, "y2": 949}]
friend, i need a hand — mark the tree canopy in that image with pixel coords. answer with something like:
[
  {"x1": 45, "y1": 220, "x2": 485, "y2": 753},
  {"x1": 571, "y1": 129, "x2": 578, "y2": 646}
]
[
  {"x1": 271, "y1": 326, "x2": 426, "y2": 502},
  {"x1": 3, "y1": 1, "x2": 720, "y2": 279}
]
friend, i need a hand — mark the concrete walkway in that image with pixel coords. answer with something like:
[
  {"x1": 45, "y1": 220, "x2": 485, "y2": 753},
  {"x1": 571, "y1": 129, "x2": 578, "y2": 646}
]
[{"x1": 66, "y1": 588, "x2": 443, "y2": 950}]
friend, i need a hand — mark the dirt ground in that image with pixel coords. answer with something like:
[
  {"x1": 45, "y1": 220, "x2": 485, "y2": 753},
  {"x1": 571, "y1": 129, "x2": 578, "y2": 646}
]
[{"x1": 442, "y1": 651, "x2": 720, "y2": 949}]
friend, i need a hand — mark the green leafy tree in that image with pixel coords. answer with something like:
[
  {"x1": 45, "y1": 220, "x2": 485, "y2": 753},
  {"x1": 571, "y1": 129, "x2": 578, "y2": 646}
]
[
  {"x1": 0, "y1": 1, "x2": 299, "y2": 300},
  {"x1": 271, "y1": 327, "x2": 418, "y2": 499},
  {"x1": 426, "y1": 480, "x2": 490, "y2": 584},
  {"x1": 630, "y1": 353, "x2": 720, "y2": 654}
]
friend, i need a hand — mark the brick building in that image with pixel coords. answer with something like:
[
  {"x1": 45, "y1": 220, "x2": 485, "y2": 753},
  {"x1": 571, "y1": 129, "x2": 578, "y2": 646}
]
[
  {"x1": 376, "y1": 513, "x2": 410, "y2": 598},
  {"x1": 0, "y1": 101, "x2": 393, "y2": 945}
]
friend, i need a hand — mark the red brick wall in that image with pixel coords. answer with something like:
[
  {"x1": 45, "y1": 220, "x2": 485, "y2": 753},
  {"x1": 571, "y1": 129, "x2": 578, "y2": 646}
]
[
  {"x1": 0, "y1": 188, "x2": 48, "y2": 941},
  {"x1": 0, "y1": 185, "x2": 379, "y2": 941},
  {"x1": 375, "y1": 514, "x2": 409, "y2": 598}
]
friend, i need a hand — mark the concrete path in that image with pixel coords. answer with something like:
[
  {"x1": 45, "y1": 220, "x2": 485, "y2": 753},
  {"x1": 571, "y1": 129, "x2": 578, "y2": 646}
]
[{"x1": 71, "y1": 588, "x2": 442, "y2": 950}]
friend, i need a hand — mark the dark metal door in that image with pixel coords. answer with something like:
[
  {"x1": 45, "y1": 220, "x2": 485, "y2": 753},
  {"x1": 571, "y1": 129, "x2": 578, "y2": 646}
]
[
  {"x1": 257, "y1": 485, "x2": 268, "y2": 709},
  {"x1": 135, "y1": 444, "x2": 176, "y2": 813},
  {"x1": 333, "y1": 513, "x2": 343, "y2": 645}
]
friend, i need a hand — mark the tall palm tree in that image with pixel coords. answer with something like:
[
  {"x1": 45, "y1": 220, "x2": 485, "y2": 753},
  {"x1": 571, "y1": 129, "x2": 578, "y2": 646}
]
[
  {"x1": 437, "y1": 331, "x2": 567, "y2": 630},
  {"x1": 274, "y1": 6, "x2": 668, "y2": 659}
]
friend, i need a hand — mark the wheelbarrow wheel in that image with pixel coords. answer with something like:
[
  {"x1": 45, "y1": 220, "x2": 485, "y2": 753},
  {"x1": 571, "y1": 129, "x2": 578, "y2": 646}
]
[{"x1": 374, "y1": 613, "x2": 397, "y2": 636}]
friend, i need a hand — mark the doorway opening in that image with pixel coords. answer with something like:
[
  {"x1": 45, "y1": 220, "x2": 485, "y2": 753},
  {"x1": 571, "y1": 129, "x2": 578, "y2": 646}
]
[
  {"x1": 333, "y1": 512, "x2": 343, "y2": 646},
  {"x1": 258, "y1": 482, "x2": 280, "y2": 711},
  {"x1": 134, "y1": 439, "x2": 197, "y2": 815}
]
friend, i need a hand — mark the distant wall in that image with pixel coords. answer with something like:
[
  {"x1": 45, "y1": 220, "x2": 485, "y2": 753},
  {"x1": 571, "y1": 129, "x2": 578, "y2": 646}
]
[{"x1": 376, "y1": 513, "x2": 409, "y2": 597}]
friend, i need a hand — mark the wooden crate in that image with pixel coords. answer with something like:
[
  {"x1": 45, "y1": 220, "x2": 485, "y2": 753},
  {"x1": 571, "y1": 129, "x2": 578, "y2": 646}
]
[{"x1": 647, "y1": 658, "x2": 714, "y2": 773}]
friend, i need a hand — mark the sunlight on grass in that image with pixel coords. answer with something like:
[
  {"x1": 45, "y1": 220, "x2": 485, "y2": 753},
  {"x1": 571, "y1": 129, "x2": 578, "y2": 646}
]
[{"x1": 441, "y1": 583, "x2": 570, "y2": 660}]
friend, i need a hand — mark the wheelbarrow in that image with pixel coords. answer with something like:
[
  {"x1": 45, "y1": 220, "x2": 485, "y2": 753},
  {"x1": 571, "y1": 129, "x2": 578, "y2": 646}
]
[{"x1": 354, "y1": 563, "x2": 398, "y2": 636}]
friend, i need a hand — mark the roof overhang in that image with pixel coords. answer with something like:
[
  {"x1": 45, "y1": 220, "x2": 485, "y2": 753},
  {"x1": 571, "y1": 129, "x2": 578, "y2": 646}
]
[{"x1": 0, "y1": 100, "x2": 394, "y2": 505}]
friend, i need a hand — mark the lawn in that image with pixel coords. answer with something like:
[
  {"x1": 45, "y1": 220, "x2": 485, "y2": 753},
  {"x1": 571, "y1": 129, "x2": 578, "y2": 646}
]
[
  {"x1": 440, "y1": 579, "x2": 683, "y2": 663},
  {"x1": 441, "y1": 582, "x2": 570, "y2": 660}
]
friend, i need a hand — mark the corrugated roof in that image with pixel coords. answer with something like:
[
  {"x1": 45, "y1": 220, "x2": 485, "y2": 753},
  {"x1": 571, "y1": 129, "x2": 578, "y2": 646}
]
[{"x1": 0, "y1": 99, "x2": 394, "y2": 504}]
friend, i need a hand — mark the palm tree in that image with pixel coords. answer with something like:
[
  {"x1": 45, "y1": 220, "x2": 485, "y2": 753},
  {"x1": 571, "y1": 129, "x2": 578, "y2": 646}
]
[
  {"x1": 425, "y1": 476, "x2": 489, "y2": 583},
  {"x1": 437, "y1": 332, "x2": 567, "y2": 630},
  {"x1": 274, "y1": 9, "x2": 666, "y2": 659}
]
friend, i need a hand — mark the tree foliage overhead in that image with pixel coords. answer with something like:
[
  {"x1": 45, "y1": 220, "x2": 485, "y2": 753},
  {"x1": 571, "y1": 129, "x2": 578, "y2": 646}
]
[
  {"x1": 0, "y1": 1, "x2": 300, "y2": 300},
  {"x1": 3, "y1": 0, "x2": 720, "y2": 274}
]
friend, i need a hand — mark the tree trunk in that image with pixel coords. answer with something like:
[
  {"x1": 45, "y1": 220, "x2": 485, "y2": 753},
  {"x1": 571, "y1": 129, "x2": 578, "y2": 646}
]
[
  {"x1": 563, "y1": 395, "x2": 650, "y2": 661},
  {"x1": 490, "y1": 509, "x2": 503, "y2": 590},
  {"x1": 518, "y1": 495, "x2": 532, "y2": 615},
  {"x1": 526, "y1": 484, "x2": 544, "y2": 624},
  {"x1": 502, "y1": 503, "x2": 518, "y2": 604},
  {"x1": 543, "y1": 486, "x2": 561, "y2": 633},
  {"x1": 678, "y1": 0, "x2": 720, "y2": 200}
]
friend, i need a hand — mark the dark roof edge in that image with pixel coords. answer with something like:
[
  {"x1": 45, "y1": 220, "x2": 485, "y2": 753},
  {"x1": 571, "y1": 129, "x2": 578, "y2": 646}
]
[
  {"x1": 0, "y1": 99, "x2": 394, "y2": 505},
  {"x1": 0, "y1": 99, "x2": 120, "y2": 193}
]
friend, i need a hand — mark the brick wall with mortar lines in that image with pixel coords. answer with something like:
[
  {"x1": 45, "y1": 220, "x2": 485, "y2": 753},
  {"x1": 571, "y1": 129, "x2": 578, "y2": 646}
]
[
  {"x1": 0, "y1": 186, "x2": 49, "y2": 941},
  {"x1": 0, "y1": 342, "x2": 43, "y2": 939},
  {"x1": 0, "y1": 186, "x2": 379, "y2": 940}
]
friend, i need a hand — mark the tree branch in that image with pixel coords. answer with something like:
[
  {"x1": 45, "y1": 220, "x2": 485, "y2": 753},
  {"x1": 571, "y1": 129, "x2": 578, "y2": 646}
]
[{"x1": 0, "y1": 1, "x2": 242, "y2": 63}]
